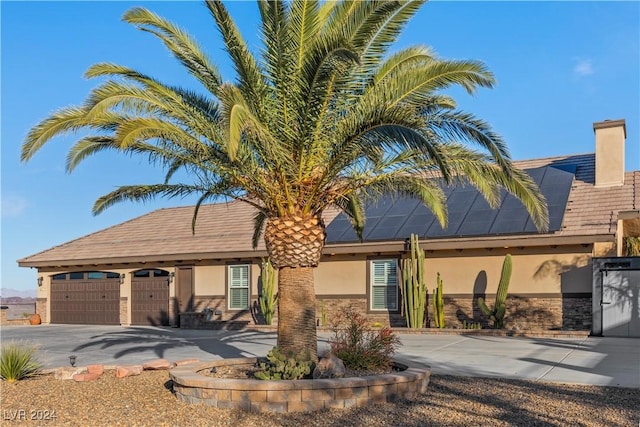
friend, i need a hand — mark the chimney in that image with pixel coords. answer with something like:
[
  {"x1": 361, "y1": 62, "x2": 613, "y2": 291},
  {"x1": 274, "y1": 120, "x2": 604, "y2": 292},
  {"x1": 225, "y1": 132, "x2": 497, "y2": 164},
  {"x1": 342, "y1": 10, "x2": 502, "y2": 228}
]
[{"x1": 593, "y1": 119, "x2": 626, "y2": 187}]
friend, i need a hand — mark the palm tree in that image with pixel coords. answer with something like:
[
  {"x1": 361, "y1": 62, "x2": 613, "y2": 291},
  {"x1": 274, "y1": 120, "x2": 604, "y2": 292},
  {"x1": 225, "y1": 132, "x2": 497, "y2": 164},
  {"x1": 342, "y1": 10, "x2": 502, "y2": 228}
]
[{"x1": 21, "y1": 0, "x2": 548, "y2": 361}]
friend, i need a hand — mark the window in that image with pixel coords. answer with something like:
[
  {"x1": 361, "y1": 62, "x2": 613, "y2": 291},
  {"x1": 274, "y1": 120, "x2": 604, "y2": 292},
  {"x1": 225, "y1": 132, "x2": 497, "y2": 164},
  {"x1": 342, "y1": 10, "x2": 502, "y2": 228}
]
[
  {"x1": 87, "y1": 271, "x2": 103, "y2": 279},
  {"x1": 51, "y1": 271, "x2": 121, "y2": 280},
  {"x1": 370, "y1": 259, "x2": 398, "y2": 311},
  {"x1": 153, "y1": 269, "x2": 169, "y2": 277},
  {"x1": 228, "y1": 265, "x2": 250, "y2": 310},
  {"x1": 134, "y1": 270, "x2": 151, "y2": 278}
]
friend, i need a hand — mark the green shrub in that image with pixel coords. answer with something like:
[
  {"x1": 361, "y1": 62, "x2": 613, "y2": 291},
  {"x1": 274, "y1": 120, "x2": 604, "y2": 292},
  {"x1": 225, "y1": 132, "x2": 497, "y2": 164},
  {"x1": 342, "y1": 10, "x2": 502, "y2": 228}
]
[
  {"x1": 255, "y1": 347, "x2": 314, "y2": 380},
  {"x1": 329, "y1": 308, "x2": 400, "y2": 372},
  {"x1": 0, "y1": 341, "x2": 43, "y2": 383},
  {"x1": 624, "y1": 236, "x2": 640, "y2": 256}
]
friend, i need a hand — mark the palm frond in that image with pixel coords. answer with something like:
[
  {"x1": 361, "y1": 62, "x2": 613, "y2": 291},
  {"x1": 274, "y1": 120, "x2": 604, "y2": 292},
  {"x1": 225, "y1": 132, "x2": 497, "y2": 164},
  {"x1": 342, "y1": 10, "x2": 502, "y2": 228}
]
[
  {"x1": 122, "y1": 7, "x2": 221, "y2": 95},
  {"x1": 332, "y1": 192, "x2": 366, "y2": 240},
  {"x1": 92, "y1": 184, "x2": 208, "y2": 215},
  {"x1": 252, "y1": 210, "x2": 268, "y2": 249},
  {"x1": 205, "y1": 0, "x2": 266, "y2": 116},
  {"x1": 22, "y1": 107, "x2": 90, "y2": 162}
]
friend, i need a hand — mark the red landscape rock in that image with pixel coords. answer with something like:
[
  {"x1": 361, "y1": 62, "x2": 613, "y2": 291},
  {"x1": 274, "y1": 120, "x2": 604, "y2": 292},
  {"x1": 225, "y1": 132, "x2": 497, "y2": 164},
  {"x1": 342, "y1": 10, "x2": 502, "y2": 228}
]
[
  {"x1": 115, "y1": 365, "x2": 143, "y2": 378},
  {"x1": 143, "y1": 359, "x2": 171, "y2": 370},
  {"x1": 173, "y1": 359, "x2": 199, "y2": 367},
  {"x1": 72, "y1": 372, "x2": 101, "y2": 382},
  {"x1": 87, "y1": 364, "x2": 104, "y2": 375}
]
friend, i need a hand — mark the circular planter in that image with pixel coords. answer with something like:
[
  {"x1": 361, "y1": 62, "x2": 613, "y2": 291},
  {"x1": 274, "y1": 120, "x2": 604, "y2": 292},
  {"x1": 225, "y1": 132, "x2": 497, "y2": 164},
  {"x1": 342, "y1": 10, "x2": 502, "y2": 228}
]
[{"x1": 170, "y1": 357, "x2": 431, "y2": 413}]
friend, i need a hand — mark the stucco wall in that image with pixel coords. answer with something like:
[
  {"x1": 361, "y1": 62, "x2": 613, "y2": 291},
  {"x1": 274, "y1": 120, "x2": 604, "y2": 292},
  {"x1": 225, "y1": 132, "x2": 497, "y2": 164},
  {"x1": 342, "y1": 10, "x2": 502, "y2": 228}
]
[
  {"x1": 194, "y1": 264, "x2": 226, "y2": 296},
  {"x1": 315, "y1": 255, "x2": 367, "y2": 295},
  {"x1": 423, "y1": 247, "x2": 592, "y2": 294}
]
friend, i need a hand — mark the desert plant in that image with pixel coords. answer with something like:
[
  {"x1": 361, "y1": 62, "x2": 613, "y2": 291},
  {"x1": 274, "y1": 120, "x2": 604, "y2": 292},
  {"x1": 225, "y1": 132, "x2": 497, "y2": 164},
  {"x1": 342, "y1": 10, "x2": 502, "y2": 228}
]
[
  {"x1": 462, "y1": 320, "x2": 482, "y2": 330},
  {"x1": 624, "y1": 236, "x2": 640, "y2": 256},
  {"x1": 433, "y1": 273, "x2": 445, "y2": 328},
  {"x1": 329, "y1": 308, "x2": 400, "y2": 372},
  {"x1": 258, "y1": 258, "x2": 277, "y2": 325},
  {"x1": 320, "y1": 300, "x2": 327, "y2": 327},
  {"x1": 255, "y1": 347, "x2": 314, "y2": 380},
  {"x1": 0, "y1": 341, "x2": 43, "y2": 383},
  {"x1": 478, "y1": 254, "x2": 512, "y2": 328},
  {"x1": 401, "y1": 234, "x2": 427, "y2": 328}
]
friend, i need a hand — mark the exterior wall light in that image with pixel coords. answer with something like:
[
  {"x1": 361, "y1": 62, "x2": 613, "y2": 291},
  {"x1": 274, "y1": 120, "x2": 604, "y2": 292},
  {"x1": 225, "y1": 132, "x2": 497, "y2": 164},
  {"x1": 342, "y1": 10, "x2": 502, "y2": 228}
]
[
  {"x1": 119, "y1": 273, "x2": 125, "y2": 285},
  {"x1": 169, "y1": 272, "x2": 175, "y2": 283},
  {"x1": 37, "y1": 276, "x2": 43, "y2": 287}
]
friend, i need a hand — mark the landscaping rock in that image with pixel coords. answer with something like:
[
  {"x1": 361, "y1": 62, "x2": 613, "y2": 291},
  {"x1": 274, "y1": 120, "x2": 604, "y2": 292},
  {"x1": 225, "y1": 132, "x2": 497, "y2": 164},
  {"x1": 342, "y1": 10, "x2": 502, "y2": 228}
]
[
  {"x1": 54, "y1": 367, "x2": 86, "y2": 380},
  {"x1": 173, "y1": 359, "x2": 199, "y2": 367},
  {"x1": 313, "y1": 352, "x2": 346, "y2": 379},
  {"x1": 72, "y1": 372, "x2": 101, "y2": 382},
  {"x1": 143, "y1": 359, "x2": 171, "y2": 370},
  {"x1": 115, "y1": 365, "x2": 143, "y2": 378},
  {"x1": 87, "y1": 364, "x2": 104, "y2": 375}
]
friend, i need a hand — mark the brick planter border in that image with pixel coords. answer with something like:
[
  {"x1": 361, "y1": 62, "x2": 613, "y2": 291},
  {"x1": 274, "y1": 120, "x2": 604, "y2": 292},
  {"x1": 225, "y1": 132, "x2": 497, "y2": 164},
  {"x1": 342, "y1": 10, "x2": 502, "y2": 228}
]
[{"x1": 170, "y1": 358, "x2": 431, "y2": 413}]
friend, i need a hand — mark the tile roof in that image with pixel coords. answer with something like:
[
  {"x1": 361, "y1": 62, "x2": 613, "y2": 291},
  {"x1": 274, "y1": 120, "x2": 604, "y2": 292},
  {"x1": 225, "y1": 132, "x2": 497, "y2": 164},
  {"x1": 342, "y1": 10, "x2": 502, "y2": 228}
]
[{"x1": 18, "y1": 153, "x2": 638, "y2": 267}]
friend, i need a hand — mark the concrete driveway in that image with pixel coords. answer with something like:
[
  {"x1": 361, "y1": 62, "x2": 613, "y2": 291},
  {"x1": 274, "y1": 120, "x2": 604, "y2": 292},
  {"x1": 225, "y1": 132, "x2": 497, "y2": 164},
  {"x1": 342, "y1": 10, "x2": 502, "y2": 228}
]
[{"x1": 1, "y1": 325, "x2": 638, "y2": 388}]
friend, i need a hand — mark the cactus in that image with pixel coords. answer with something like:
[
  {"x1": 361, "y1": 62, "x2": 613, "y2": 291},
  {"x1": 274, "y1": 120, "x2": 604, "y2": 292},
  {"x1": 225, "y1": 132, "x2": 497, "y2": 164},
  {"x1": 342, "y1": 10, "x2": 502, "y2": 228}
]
[
  {"x1": 477, "y1": 254, "x2": 512, "y2": 328},
  {"x1": 401, "y1": 234, "x2": 428, "y2": 328},
  {"x1": 255, "y1": 347, "x2": 314, "y2": 380},
  {"x1": 321, "y1": 299, "x2": 327, "y2": 327},
  {"x1": 258, "y1": 258, "x2": 277, "y2": 325},
  {"x1": 432, "y1": 273, "x2": 445, "y2": 328}
]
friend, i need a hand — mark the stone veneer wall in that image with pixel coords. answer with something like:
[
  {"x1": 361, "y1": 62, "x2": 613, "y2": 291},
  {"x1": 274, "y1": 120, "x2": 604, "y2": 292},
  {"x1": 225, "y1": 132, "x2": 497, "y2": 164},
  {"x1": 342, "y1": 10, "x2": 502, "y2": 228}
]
[
  {"x1": 179, "y1": 294, "x2": 591, "y2": 332},
  {"x1": 119, "y1": 297, "x2": 128, "y2": 326},
  {"x1": 36, "y1": 298, "x2": 47, "y2": 324},
  {"x1": 315, "y1": 297, "x2": 404, "y2": 327},
  {"x1": 436, "y1": 294, "x2": 592, "y2": 331},
  {"x1": 315, "y1": 295, "x2": 591, "y2": 331},
  {"x1": 561, "y1": 296, "x2": 592, "y2": 330}
]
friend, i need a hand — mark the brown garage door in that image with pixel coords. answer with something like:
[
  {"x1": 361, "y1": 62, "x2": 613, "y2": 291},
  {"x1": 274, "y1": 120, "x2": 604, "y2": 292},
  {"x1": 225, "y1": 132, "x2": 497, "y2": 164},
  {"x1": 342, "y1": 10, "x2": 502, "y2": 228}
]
[
  {"x1": 131, "y1": 269, "x2": 170, "y2": 326},
  {"x1": 50, "y1": 272, "x2": 120, "y2": 325}
]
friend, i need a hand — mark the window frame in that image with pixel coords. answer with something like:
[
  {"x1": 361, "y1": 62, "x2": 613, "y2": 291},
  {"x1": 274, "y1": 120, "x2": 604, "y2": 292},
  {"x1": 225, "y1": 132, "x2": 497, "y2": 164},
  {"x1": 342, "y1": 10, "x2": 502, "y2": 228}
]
[
  {"x1": 368, "y1": 258, "x2": 400, "y2": 312},
  {"x1": 226, "y1": 263, "x2": 251, "y2": 311}
]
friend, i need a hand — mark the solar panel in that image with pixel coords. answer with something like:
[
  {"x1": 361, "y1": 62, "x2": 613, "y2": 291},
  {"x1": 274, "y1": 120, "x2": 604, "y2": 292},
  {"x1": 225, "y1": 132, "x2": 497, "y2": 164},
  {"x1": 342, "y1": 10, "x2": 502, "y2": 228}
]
[
  {"x1": 426, "y1": 211, "x2": 467, "y2": 237},
  {"x1": 363, "y1": 215, "x2": 404, "y2": 239},
  {"x1": 397, "y1": 213, "x2": 437, "y2": 233},
  {"x1": 325, "y1": 164, "x2": 575, "y2": 244}
]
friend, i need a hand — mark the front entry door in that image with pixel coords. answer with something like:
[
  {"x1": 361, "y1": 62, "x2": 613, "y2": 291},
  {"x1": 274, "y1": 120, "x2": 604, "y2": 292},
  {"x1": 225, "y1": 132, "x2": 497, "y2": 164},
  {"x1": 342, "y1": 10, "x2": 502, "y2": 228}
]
[{"x1": 175, "y1": 267, "x2": 194, "y2": 325}]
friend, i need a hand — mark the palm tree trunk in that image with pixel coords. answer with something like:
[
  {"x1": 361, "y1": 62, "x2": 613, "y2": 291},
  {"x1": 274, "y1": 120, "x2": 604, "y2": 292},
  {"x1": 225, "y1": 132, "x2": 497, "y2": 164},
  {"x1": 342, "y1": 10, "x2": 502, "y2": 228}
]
[{"x1": 276, "y1": 266, "x2": 317, "y2": 361}]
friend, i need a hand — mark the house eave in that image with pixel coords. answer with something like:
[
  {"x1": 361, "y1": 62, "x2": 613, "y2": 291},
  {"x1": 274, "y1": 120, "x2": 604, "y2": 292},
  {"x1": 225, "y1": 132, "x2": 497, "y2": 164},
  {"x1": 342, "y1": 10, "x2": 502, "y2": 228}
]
[
  {"x1": 324, "y1": 233, "x2": 613, "y2": 254},
  {"x1": 18, "y1": 233, "x2": 614, "y2": 269}
]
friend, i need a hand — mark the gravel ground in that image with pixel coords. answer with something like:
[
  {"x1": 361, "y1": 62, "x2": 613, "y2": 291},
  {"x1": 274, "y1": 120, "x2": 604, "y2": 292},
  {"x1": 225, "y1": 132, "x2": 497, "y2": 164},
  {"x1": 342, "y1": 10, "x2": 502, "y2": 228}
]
[{"x1": 1, "y1": 370, "x2": 638, "y2": 426}]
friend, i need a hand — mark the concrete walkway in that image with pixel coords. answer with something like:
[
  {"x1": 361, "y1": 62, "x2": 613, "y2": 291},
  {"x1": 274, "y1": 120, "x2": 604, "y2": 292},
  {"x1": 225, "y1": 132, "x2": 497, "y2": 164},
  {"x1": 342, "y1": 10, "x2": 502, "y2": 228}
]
[{"x1": 1, "y1": 325, "x2": 638, "y2": 388}]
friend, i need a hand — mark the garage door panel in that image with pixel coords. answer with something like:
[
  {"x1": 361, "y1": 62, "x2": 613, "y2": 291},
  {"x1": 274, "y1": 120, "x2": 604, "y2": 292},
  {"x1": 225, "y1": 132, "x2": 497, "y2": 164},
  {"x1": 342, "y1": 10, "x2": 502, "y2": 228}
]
[
  {"x1": 51, "y1": 279, "x2": 119, "y2": 325},
  {"x1": 131, "y1": 278, "x2": 169, "y2": 326}
]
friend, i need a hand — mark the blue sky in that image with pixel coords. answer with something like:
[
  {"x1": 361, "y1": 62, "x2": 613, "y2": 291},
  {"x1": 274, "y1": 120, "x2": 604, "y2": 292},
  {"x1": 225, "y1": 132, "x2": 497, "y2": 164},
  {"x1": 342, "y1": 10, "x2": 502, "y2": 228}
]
[{"x1": 2, "y1": 1, "x2": 639, "y2": 293}]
